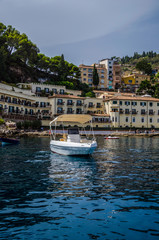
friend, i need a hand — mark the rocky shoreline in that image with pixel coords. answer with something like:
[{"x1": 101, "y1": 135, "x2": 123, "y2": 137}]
[{"x1": 1, "y1": 128, "x2": 159, "y2": 138}]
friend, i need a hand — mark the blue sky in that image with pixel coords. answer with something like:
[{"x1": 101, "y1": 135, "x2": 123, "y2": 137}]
[{"x1": 0, "y1": 0, "x2": 159, "y2": 65}]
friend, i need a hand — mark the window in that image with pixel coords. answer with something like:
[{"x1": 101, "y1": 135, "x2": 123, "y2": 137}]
[
  {"x1": 132, "y1": 109, "x2": 137, "y2": 114},
  {"x1": 141, "y1": 109, "x2": 146, "y2": 114},
  {"x1": 83, "y1": 73, "x2": 86, "y2": 76},
  {"x1": 45, "y1": 88, "x2": 49, "y2": 93},
  {"x1": 126, "y1": 117, "x2": 129, "y2": 122},
  {"x1": 88, "y1": 74, "x2": 92, "y2": 77},
  {"x1": 120, "y1": 101, "x2": 122, "y2": 105},
  {"x1": 141, "y1": 117, "x2": 144, "y2": 123},
  {"x1": 101, "y1": 79, "x2": 104, "y2": 83},
  {"x1": 96, "y1": 103, "x2": 101, "y2": 108},
  {"x1": 112, "y1": 117, "x2": 114, "y2": 122},
  {"x1": 83, "y1": 68, "x2": 86, "y2": 71},
  {"x1": 57, "y1": 99, "x2": 63, "y2": 105},
  {"x1": 157, "y1": 119, "x2": 159, "y2": 123},
  {"x1": 128, "y1": 80, "x2": 132, "y2": 83},
  {"x1": 157, "y1": 103, "x2": 159, "y2": 106},
  {"x1": 125, "y1": 109, "x2": 130, "y2": 114},
  {"x1": 67, "y1": 100, "x2": 73, "y2": 105},
  {"x1": 140, "y1": 102, "x2": 146, "y2": 106},
  {"x1": 150, "y1": 118, "x2": 152, "y2": 123},
  {"x1": 113, "y1": 100, "x2": 117, "y2": 104},
  {"x1": 83, "y1": 78, "x2": 86, "y2": 81},
  {"x1": 60, "y1": 89, "x2": 65, "y2": 94},
  {"x1": 132, "y1": 102, "x2": 137, "y2": 106},
  {"x1": 52, "y1": 88, "x2": 57, "y2": 94},
  {"x1": 88, "y1": 79, "x2": 92, "y2": 83},
  {"x1": 77, "y1": 100, "x2": 82, "y2": 106},
  {"x1": 57, "y1": 107, "x2": 63, "y2": 113},
  {"x1": 115, "y1": 117, "x2": 117, "y2": 122},
  {"x1": 149, "y1": 110, "x2": 154, "y2": 115},
  {"x1": 149, "y1": 102, "x2": 153, "y2": 107},
  {"x1": 36, "y1": 87, "x2": 41, "y2": 92},
  {"x1": 40, "y1": 102, "x2": 46, "y2": 107},
  {"x1": 67, "y1": 108, "x2": 73, "y2": 113},
  {"x1": 88, "y1": 102, "x2": 93, "y2": 108},
  {"x1": 132, "y1": 117, "x2": 135, "y2": 122},
  {"x1": 125, "y1": 101, "x2": 130, "y2": 106}
]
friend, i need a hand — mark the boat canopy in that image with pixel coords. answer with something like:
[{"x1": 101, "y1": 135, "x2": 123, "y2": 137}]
[{"x1": 50, "y1": 114, "x2": 92, "y2": 125}]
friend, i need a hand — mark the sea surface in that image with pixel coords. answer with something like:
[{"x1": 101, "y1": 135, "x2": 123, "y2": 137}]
[{"x1": 0, "y1": 136, "x2": 159, "y2": 240}]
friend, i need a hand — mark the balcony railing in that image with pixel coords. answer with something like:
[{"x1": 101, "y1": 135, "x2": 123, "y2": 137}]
[
  {"x1": 76, "y1": 103, "x2": 83, "y2": 106},
  {"x1": 57, "y1": 101, "x2": 65, "y2": 105},
  {"x1": 125, "y1": 110, "x2": 130, "y2": 114},
  {"x1": 67, "y1": 102, "x2": 74, "y2": 106},
  {"x1": 132, "y1": 110, "x2": 138, "y2": 114},
  {"x1": 149, "y1": 112, "x2": 154, "y2": 115},
  {"x1": 88, "y1": 104, "x2": 95, "y2": 108}
]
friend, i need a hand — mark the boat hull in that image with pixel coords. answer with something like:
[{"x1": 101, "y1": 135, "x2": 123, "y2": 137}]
[
  {"x1": 0, "y1": 137, "x2": 20, "y2": 145},
  {"x1": 50, "y1": 140, "x2": 97, "y2": 156}
]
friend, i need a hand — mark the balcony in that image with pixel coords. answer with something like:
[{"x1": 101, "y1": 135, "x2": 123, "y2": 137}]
[
  {"x1": 119, "y1": 110, "x2": 124, "y2": 114},
  {"x1": 57, "y1": 110, "x2": 64, "y2": 114},
  {"x1": 141, "y1": 111, "x2": 146, "y2": 115},
  {"x1": 67, "y1": 110, "x2": 74, "y2": 114},
  {"x1": 132, "y1": 110, "x2": 138, "y2": 114},
  {"x1": 76, "y1": 102, "x2": 83, "y2": 106},
  {"x1": 149, "y1": 111, "x2": 154, "y2": 115},
  {"x1": 76, "y1": 110, "x2": 82, "y2": 114},
  {"x1": 67, "y1": 102, "x2": 74, "y2": 106},
  {"x1": 88, "y1": 104, "x2": 95, "y2": 108},
  {"x1": 57, "y1": 101, "x2": 65, "y2": 105},
  {"x1": 96, "y1": 105, "x2": 101, "y2": 108},
  {"x1": 125, "y1": 110, "x2": 130, "y2": 114}
]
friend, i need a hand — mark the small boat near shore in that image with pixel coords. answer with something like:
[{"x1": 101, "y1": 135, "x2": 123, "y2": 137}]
[
  {"x1": 104, "y1": 136, "x2": 119, "y2": 139},
  {"x1": 0, "y1": 137, "x2": 20, "y2": 146},
  {"x1": 49, "y1": 114, "x2": 97, "y2": 156}
]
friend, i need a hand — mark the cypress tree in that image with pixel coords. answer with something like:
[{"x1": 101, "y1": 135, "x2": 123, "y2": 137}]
[{"x1": 93, "y1": 64, "x2": 99, "y2": 89}]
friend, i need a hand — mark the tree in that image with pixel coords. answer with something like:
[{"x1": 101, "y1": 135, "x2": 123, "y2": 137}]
[
  {"x1": 93, "y1": 64, "x2": 99, "y2": 89},
  {"x1": 57, "y1": 54, "x2": 68, "y2": 81},
  {"x1": 136, "y1": 59, "x2": 152, "y2": 75}
]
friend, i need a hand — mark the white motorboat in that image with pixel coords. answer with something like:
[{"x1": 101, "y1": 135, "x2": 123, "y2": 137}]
[
  {"x1": 49, "y1": 114, "x2": 97, "y2": 156},
  {"x1": 104, "y1": 136, "x2": 119, "y2": 139}
]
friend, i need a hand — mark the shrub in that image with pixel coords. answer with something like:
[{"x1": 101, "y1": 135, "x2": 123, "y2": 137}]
[{"x1": 0, "y1": 118, "x2": 5, "y2": 125}]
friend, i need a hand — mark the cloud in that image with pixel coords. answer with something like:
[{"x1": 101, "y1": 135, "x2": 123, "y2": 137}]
[{"x1": 0, "y1": 0, "x2": 157, "y2": 47}]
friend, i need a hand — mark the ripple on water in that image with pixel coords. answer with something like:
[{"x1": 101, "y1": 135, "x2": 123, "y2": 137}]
[{"x1": 0, "y1": 137, "x2": 159, "y2": 239}]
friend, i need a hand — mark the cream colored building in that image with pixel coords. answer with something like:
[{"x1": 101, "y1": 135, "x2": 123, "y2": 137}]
[
  {"x1": 0, "y1": 88, "x2": 52, "y2": 121},
  {"x1": 17, "y1": 83, "x2": 81, "y2": 97},
  {"x1": 104, "y1": 94, "x2": 159, "y2": 128}
]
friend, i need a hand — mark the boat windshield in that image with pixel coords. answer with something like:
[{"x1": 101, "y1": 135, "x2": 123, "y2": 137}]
[{"x1": 68, "y1": 128, "x2": 79, "y2": 135}]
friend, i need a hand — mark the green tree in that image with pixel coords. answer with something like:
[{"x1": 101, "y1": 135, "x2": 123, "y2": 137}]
[
  {"x1": 57, "y1": 54, "x2": 68, "y2": 81},
  {"x1": 85, "y1": 91, "x2": 95, "y2": 97},
  {"x1": 136, "y1": 59, "x2": 152, "y2": 75},
  {"x1": 93, "y1": 64, "x2": 99, "y2": 89}
]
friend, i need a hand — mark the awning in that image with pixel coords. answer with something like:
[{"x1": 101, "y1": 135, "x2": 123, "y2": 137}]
[{"x1": 50, "y1": 114, "x2": 92, "y2": 125}]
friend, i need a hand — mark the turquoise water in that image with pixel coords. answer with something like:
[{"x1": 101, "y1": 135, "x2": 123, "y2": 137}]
[{"x1": 0, "y1": 137, "x2": 159, "y2": 240}]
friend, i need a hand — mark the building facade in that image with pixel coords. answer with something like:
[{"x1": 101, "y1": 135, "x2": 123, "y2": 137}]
[
  {"x1": 79, "y1": 64, "x2": 107, "y2": 89},
  {"x1": 104, "y1": 95, "x2": 159, "y2": 128},
  {"x1": 99, "y1": 59, "x2": 121, "y2": 90}
]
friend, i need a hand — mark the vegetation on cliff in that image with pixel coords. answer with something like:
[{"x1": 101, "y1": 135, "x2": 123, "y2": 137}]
[{"x1": 0, "y1": 22, "x2": 93, "y2": 96}]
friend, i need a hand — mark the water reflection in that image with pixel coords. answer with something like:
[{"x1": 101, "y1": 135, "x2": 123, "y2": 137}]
[{"x1": 0, "y1": 137, "x2": 159, "y2": 239}]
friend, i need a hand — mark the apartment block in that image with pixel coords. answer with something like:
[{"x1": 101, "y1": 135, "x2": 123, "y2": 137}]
[
  {"x1": 99, "y1": 59, "x2": 121, "y2": 90},
  {"x1": 104, "y1": 94, "x2": 159, "y2": 128},
  {"x1": 79, "y1": 64, "x2": 107, "y2": 90}
]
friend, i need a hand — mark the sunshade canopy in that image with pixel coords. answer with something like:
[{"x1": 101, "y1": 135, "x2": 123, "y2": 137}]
[{"x1": 50, "y1": 114, "x2": 92, "y2": 125}]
